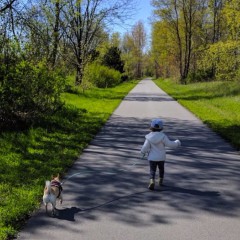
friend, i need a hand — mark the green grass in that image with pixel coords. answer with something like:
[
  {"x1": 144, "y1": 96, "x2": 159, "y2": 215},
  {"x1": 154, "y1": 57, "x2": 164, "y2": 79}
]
[
  {"x1": 0, "y1": 80, "x2": 138, "y2": 240},
  {"x1": 154, "y1": 79, "x2": 240, "y2": 150},
  {"x1": 62, "y1": 83, "x2": 133, "y2": 118}
]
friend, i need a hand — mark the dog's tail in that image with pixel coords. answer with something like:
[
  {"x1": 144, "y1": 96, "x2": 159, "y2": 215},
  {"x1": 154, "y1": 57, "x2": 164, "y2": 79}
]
[{"x1": 45, "y1": 180, "x2": 51, "y2": 194}]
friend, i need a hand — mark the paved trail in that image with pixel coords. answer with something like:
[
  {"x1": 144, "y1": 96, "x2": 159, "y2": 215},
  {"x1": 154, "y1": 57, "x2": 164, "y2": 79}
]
[{"x1": 17, "y1": 79, "x2": 240, "y2": 240}]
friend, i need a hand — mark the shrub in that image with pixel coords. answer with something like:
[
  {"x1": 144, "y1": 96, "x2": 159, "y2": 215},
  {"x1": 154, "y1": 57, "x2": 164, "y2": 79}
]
[
  {"x1": 0, "y1": 60, "x2": 66, "y2": 127},
  {"x1": 84, "y1": 63, "x2": 121, "y2": 88},
  {"x1": 199, "y1": 41, "x2": 240, "y2": 81},
  {"x1": 186, "y1": 69, "x2": 214, "y2": 83},
  {"x1": 102, "y1": 46, "x2": 124, "y2": 73},
  {"x1": 121, "y1": 73, "x2": 129, "y2": 82}
]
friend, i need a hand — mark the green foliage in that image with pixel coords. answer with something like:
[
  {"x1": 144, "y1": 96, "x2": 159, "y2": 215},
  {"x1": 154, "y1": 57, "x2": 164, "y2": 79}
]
[
  {"x1": 151, "y1": 0, "x2": 240, "y2": 82},
  {"x1": 155, "y1": 79, "x2": 240, "y2": 150},
  {"x1": 0, "y1": 226, "x2": 16, "y2": 240},
  {"x1": 0, "y1": 60, "x2": 66, "y2": 127},
  {"x1": 121, "y1": 22, "x2": 147, "y2": 79},
  {"x1": 102, "y1": 46, "x2": 124, "y2": 73},
  {"x1": 151, "y1": 20, "x2": 178, "y2": 78},
  {"x1": 186, "y1": 69, "x2": 214, "y2": 83},
  {"x1": 151, "y1": 0, "x2": 206, "y2": 81},
  {"x1": 223, "y1": 0, "x2": 240, "y2": 40},
  {"x1": 83, "y1": 63, "x2": 121, "y2": 88},
  {"x1": 199, "y1": 41, "x2": 240, "y2": 81}
]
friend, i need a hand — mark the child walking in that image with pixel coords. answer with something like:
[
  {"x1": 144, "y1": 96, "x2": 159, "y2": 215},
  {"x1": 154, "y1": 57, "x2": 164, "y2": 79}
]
[{"x1": 141, "y1": 119, "x2": 181, "y2": 190}]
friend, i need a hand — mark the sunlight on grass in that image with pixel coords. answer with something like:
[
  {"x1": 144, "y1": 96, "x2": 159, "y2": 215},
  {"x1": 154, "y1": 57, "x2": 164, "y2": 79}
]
[
  {"x1": 155, "y1": 79, "x2": 240, "y2": 149},
  {"x1": 0, "y1": 80, "x2": 138, "y2": 240}
]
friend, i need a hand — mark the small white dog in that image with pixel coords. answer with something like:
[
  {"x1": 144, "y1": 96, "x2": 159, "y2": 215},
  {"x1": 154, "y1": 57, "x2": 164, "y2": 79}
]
[{"x1": 43, "y1": 174, "x2": 63, "y2": 215}]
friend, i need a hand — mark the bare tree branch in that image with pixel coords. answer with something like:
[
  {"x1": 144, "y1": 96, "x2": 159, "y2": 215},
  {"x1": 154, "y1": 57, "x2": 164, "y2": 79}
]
[{"x1": 0, "y1": 0, "x2": 17, "y2": 13}]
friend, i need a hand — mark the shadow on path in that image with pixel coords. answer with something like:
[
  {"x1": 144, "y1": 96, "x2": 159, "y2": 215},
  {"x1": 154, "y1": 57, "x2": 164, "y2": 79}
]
[{"x1": 17, "y1": 81, "x2": 240, "y2": 239}]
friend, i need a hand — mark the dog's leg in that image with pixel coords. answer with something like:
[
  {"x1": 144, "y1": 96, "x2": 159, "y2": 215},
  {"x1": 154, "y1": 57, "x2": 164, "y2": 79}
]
[
  {"x1": 51, "y1": 201, "x2": 57, "y2": 216},
  {"x1": 44, "y1": 201, "x2": 52, "y2": 216}
]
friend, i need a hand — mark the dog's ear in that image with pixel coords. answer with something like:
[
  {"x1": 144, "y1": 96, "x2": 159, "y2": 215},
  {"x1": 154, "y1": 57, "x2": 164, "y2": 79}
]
[
  {"x1": 51, "y1": 174, "x2": 57, "y2": 180},
  {"x1": 58, "y1": 173, "x2": 62, "y2": 181},
  {"x1": 51, "y1": 173, "x2": 61, "y2": 180}
]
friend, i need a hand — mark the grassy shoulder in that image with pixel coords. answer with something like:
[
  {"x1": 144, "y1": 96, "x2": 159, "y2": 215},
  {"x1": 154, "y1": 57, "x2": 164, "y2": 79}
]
[
  {"x1": 0, "y1": 80, "x2": 139, "y2": 240},
  {"x1": 154, "y1": 79, "x2": 240, "y2": 150}
]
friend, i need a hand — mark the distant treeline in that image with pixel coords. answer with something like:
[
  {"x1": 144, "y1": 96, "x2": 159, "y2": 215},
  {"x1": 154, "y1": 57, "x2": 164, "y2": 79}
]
[{"x1": 151, "y1": 0, "x2": 240, "y2": 83}]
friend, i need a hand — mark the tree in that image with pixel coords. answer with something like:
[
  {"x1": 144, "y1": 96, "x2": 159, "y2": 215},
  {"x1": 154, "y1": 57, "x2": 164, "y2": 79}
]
[
  {"x1": 151, "y1": 20, "x2": 177, "y2": 78},
  {"x1": 0, "y1": 1, "x2": 67, "y2": 125},
  {"x1": 102, "y1": 46, "x2": 124, "y2": 73},
  {"x1": 48, "y1": 0, "x2": 61, "y2": 67},
  {"x1": 152, "y1": 0, "x2": 183, "y2": 81},
  {"x1": 223, "y1": 0, "x2": 240, "y2": 41},
  {"x1": 205, "y1": 0, "x2": 224, "y2": 78},
  {"x1": 131, "y1": 21, "x2": 147, "y2": 78},
  {"x1": 199, "y1": 0, "x2": 240, "y2": 81},
  {"x1": 151, "y1": 0, "x2": 207, "y2": 83},
  {"x1": 61, "y1": 0, "x2": 137, "y2": 85},
  {"x1": 21, "y1": 0, "x2": 65, "y2": 67},
  {"x1": 121, "y1": 32, "x2": 134, "y2": 78},
  {"x1": 121, "y1": 21, "x2": 147, "y2": 79}
]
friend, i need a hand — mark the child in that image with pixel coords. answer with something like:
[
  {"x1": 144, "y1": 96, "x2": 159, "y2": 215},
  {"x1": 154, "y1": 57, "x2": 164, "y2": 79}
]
[{"x1": 141, "y1": 119, "x2": 181, "y2": 190}]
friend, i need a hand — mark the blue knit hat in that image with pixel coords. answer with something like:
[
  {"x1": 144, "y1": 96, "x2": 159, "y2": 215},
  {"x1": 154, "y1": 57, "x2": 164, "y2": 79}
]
[{"x1": 150, "y1": 119, "x2": 163, "y2": 129}]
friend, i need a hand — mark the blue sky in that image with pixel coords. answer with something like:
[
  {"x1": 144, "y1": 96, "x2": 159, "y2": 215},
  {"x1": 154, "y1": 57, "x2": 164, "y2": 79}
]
[
  {"x1": 112, "y1": 0, "x2": 153, "y2": 38},
  {"x1": 131, "y1": 0, "x2": 154, "y2": 49},
  {"x1": 132, "y1": 0, "x2": 153, "y2": 35}
]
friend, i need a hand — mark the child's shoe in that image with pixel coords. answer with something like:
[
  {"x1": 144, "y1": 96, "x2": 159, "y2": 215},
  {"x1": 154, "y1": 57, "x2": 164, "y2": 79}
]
[
  {"x1": 158, "y1": 178, "x2": 163, "y2": 186},
  {"x1": 148, "y1": 179, "x2": 155, "y2": 190}
]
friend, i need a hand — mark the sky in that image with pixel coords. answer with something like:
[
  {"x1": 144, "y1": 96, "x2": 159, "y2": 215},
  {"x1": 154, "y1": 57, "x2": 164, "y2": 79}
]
[
  {"x1": 130, "y1": 0, "x2": 153, "y2": 36},
  {"x1": 132, "y1": 0, "x2": 154, "y2": 49},
  {"x1": 112, "y1": 0, "x2": 153, "y2": 47}
]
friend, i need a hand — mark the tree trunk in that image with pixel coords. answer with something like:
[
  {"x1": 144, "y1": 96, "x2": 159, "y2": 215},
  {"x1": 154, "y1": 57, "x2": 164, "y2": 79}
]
[
  {"x1": 75, "y1": 64, "x2": 83, "y2": 85},
  {"x1": 173, "y1": 0, "x2": 184, "y2": 83},
  {"x1": 210, "y1": 0, "x2": 222, "y2": 79},
  {"x1": 50, "y1": 0, "x2": 60, "y2": 68}
]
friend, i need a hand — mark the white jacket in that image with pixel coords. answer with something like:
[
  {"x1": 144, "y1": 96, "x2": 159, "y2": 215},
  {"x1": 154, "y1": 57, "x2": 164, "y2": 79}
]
[{"x1": 141, "y1": 131, "x2": 180, "y2": 161}]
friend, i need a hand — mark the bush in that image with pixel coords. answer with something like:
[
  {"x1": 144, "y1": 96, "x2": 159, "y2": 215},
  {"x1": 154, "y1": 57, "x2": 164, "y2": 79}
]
[
  {"x1": 84, "y1": 63, "x2": 121, "y2": 88},
  {"x1": 0, "y1": 60, "x2": 66, "y2": 127},
  {"x1": 102, "y1": 46, "x2": 124, "y2": 73},
  {"x1": 199, "y1": 41, "x2": 240, "y2": 81},
  {"x1": 121, "y1": 73, "x2": 129, "y2": 82},
  {"x1": 186, "y1": 69, "x2": 214, "y2": 83}
]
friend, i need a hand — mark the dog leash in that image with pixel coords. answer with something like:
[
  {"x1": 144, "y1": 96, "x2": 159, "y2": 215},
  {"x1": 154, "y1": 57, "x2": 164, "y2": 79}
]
[{"x1": 61, "y1": 154, "x2": 147, "y2": 185}]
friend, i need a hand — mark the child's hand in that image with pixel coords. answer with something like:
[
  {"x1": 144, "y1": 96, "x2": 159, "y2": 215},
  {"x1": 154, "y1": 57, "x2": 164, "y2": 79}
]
[{"x1": 176, "y1": 139, "x2": 181, "y2": 146}]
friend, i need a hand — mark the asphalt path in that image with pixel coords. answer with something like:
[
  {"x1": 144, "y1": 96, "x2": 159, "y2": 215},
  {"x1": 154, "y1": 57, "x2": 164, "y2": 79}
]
[{"x1": 17, "y1": 78, "x2": 240, "y2": 240}]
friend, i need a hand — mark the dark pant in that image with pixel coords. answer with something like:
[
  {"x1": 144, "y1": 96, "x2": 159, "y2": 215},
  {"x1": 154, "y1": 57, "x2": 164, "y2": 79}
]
[{"x1": 149, "y1": 161, "x2": 165, "y2": 180}]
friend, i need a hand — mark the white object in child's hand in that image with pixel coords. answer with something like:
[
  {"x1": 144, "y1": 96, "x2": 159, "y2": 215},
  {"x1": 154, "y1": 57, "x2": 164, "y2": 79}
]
[{"x1": 176, "y1": 139, "x2": 181, "y2": 146}]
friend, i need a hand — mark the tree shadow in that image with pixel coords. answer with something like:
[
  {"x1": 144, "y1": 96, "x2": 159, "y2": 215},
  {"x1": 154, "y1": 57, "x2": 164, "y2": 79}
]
[
  {"x1": 16, "y1": 86, "x2": 240, "y2": 238},
  {"x1": 62, "y1": 114, "x2": 240, "y2": 222},
  {"x1": 124, "y1": 92, "x2": 175, "y2": 102}
]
